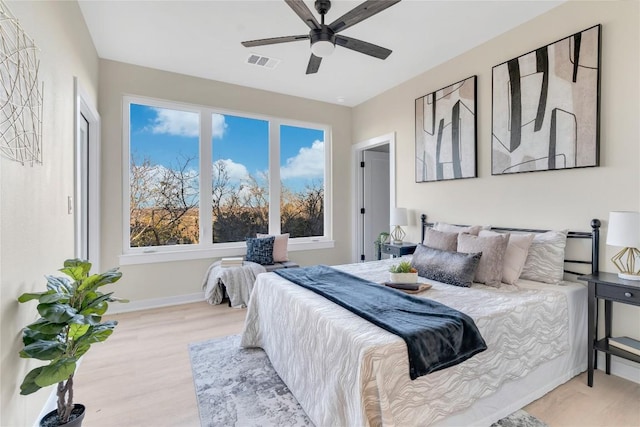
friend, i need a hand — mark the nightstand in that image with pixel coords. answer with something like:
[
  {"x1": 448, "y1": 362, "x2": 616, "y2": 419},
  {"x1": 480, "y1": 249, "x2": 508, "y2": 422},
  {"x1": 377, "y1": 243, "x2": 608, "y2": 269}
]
[
  {"x1": 578, "y1": 272, "x2": 640, "y2": 387},
  {"x1": 378, "y1": 242, "x2": 417, "y2": 260}
]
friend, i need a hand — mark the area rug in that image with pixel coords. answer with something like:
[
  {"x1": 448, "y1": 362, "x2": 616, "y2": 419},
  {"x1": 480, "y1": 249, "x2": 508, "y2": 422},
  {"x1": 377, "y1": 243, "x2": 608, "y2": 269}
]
[{"x1": 189, "y1": 334, "x2": 548, "y2": 427}]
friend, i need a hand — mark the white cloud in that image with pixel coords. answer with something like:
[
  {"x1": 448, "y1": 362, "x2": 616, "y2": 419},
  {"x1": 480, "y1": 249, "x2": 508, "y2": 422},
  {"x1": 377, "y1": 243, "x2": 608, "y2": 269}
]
[
  {"x1": 214, "y1": 158, "x2": 250, "y2": 183},
  {"x1": 212, "y1": 114, "x2": 226, "y2": 139},
  {"x1": 280, "y1": 140, "x2": 324, "y2": 180},
  {"x1": 147, "y1": 109, "x2": 227, "y2": 139}
]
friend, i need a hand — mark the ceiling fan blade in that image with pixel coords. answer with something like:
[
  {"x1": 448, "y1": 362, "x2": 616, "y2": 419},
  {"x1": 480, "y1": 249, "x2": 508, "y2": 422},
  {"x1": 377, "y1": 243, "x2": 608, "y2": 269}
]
[
  {"x1": 335, "y1": 35, "x2": 392, "y2": 60},
  {"x1": 285, "y1": 0, "x2": 320, "y2": 30},
  {"x1": 306, "y1": 54, "x2": 322, "y2": 74},
  {"x1": 329, "y1": 0, "x2": 401, "y2": 33},
  {"x1": 242, "y1": 35, "x2": 309, "y2": 47}
]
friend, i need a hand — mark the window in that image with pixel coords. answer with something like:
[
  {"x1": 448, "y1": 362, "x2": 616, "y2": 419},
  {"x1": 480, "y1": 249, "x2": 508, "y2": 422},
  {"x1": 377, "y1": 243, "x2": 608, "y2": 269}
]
[
  {"x1": 123, "y1": 96, "x2": 332, "y2": 263},
  {"x1": 280, "y1": 124, "x2": 325, "y2": 238},
  {"x1": 212, "y1": 114, "x2": 269, "y2": 243}
]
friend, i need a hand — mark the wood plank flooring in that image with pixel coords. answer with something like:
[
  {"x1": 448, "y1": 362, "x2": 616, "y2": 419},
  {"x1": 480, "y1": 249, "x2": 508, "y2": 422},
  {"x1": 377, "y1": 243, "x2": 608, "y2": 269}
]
[{"x1": 74, "y1": 301, "x2": 640, "y2": 427}]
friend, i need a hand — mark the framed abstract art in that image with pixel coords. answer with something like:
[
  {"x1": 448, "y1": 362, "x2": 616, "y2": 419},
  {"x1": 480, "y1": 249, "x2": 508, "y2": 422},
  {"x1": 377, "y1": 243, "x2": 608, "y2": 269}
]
[
  {"x1": 492, "y1": 25, "x2": 601, "y2": 175},
  {"x1": 415, "y1": 75, "x2": 477, "y2": 183}
]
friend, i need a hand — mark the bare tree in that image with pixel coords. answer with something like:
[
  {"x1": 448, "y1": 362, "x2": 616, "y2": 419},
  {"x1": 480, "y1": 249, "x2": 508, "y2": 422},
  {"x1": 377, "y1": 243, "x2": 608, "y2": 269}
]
[{"x1": 130, "y1": 154, "x2": 199, "y2": 247}]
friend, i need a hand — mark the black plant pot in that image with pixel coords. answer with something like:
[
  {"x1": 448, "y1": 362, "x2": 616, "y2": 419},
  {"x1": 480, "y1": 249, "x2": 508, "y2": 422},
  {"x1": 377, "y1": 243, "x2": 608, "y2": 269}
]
[{"x1": 40, "y1": 404, "x2": 85, "y2": 427}]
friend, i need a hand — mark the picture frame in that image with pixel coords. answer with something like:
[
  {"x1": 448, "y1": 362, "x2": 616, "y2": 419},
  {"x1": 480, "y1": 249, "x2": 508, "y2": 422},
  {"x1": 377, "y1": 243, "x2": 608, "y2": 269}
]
[
  {"x1": 491, "y1": 25, "x2": 601, "y2": 175},
  {"x1": 415, "y1": 75, "x2": 477, "y2": 183}
]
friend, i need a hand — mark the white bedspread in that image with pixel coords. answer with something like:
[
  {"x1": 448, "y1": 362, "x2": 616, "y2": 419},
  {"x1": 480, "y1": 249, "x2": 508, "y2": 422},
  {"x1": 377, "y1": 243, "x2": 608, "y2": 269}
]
[{"x1": 241, "y1": 257, "x2": 587, "y2": 426}]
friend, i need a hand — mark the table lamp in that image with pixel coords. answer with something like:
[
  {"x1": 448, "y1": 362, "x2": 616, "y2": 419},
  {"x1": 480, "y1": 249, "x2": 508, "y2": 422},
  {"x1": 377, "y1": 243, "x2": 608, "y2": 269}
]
[
  {"x1": 390, "y1": 207, "x2": 408, "y2": 245},
  {"x1": 606, "y1": 211, "x2": 640, "y2": 280}
]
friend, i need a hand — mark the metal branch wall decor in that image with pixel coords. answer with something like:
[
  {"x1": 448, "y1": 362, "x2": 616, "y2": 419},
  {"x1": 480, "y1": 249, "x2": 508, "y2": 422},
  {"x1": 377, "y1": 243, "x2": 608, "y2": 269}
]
[
  {"x1": 0, "y1": 0, "x2": 43, "y2": 165},
  {"x1": 492, "y1": 25, "x2": 601, "y2": 175},
  {"x1": 415, "y1": 75, "x2": 477, "y2": 182}
]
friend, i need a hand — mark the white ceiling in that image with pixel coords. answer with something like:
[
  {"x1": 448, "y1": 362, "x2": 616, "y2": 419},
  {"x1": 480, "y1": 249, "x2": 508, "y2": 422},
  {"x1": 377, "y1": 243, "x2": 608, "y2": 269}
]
[{"x1": 78, "y1": 0, "x2": 563, "y2": 107}]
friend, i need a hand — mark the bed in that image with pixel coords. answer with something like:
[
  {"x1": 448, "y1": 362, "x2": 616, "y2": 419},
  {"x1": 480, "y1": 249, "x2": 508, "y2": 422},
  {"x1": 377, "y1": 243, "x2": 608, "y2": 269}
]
[{"x1": 240, "y1": 217, "x2": 600, "y2": 426}]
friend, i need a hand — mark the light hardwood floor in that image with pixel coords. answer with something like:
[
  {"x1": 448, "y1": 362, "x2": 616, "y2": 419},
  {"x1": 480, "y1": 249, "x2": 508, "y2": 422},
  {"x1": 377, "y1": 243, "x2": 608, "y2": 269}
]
[{"x1": 74, "y1": 301, "x2": 640, "y2": 427}]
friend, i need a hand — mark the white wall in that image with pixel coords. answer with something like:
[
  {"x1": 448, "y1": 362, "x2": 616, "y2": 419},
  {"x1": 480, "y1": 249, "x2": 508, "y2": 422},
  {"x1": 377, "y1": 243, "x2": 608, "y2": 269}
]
[
  {"x1": 353, "y1": 1, "x2": 639, "y2": 341},
  {"x1": 0, "y1": 1, "x2": 99, "y2": 426},
  {"x1": 98, "y1": 60, "x2": 352, "y2": 304}
]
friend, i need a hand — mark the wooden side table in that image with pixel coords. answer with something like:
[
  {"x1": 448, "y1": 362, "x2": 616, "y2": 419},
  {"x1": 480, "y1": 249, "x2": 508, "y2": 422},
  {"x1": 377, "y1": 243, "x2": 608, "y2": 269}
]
[
  {"x1": 578, "y1": 272, "x2": 640, "y2": 386},
  {"x1": 378, "y1": 242, "x2": 417, "y2": 260}
]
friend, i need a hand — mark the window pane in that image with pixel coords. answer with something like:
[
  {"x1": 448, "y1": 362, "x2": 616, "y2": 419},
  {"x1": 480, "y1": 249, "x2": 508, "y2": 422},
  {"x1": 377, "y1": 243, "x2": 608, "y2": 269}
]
[
  {"x1": 212, "y1": 114, "x2": 269, "y2": 243},
  {"x1": 129, "y1": 103, "x2": 200, "y2": 247},
  {"x1": 280, "y1": 125, "x2": 325, "y2": 238}
]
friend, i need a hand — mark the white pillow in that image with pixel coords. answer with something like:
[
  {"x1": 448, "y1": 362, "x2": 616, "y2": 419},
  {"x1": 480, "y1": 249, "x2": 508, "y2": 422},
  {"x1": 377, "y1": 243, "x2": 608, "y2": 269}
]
[
  {"x1": 256, "y1": 233, "x2": 289, "y2": 262},
  {"x1": 479, "y1": 230, "x2": 534, "y2": 285},
  {"x1": 433, "y1": 222, "x2": 483, "y2": 236},
  {"x1": 520, "y1": 230, "x2": 568, "y2": 284}
]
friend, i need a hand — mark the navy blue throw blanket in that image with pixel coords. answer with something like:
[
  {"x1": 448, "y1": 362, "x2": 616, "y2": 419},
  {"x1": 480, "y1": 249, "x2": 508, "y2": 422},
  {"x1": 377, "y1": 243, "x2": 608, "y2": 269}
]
[{"x1": 275, "y1": 265, "x2": 487, "y2": 380}]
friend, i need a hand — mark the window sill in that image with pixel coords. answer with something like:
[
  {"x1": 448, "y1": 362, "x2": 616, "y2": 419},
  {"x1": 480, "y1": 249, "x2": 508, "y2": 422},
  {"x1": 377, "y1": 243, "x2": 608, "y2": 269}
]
[{"x1": 119, "y1": 239, "x2": 335, "y2": 266}]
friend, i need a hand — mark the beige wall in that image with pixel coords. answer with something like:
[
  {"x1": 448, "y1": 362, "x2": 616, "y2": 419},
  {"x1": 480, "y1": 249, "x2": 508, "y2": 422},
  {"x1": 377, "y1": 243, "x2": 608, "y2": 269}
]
[
  {"x1": 0, "y1": 1, "x2": 99, "y2": 426},
  {"x1": 98, "y1": 60, "x2": 352, "y2": 303},
  {"x1": 353, "y1": 1, "x2": 639, "y2": 338}
]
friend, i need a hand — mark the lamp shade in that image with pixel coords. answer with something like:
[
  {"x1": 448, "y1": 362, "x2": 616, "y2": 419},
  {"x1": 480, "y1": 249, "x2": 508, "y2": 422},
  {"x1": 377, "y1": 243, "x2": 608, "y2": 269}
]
[
  {"x1": 310, "y1": 40, "x2": 334, "y2": 57},
  {"x1": 390, "y1": 208, "x2": 408, "y2": 226},
  {"x1": 607, "y1": 211, "x2": 640, "y2": 247}
]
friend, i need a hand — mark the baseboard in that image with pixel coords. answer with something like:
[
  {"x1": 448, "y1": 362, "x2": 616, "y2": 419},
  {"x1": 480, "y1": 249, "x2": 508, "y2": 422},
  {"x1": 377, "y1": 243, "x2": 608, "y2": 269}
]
[
  {"x1": 597, "y1": 353, "x2": 640, "y2": 384},
  {"x1": 34, "y1": 389, "x2": 57, "y2": 427},
  {"x1": 108, "y1": 292, "x2": 206, "y2": 314}
]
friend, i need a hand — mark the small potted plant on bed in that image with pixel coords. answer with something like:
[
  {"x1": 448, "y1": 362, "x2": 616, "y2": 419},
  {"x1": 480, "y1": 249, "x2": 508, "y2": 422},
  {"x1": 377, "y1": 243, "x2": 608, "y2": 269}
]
[
  {"x1": 17, "y1": 259, "x2": 127, "y2": 427},
  {"x1": 389, "y1": 261, "x2": 418, "y2": 284}
]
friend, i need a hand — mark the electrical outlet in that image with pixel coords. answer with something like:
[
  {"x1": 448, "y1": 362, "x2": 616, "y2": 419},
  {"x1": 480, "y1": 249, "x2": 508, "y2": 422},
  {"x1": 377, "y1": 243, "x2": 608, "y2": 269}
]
[{"x1": 67, "y1": 196, "x2": 73, "y2": 214}]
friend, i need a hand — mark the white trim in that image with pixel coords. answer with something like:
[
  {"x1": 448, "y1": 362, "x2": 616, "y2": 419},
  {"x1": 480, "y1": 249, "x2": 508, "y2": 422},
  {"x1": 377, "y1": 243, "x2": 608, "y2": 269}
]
[
  {"x1": 200, "y1": 112, "x2": 213, "y2": 244},
  {"x1": 596, "y1": 353, "x2": 640, "y2": 384},
  {"x1": 108, "y1": 292, "x2": 207, "y2": 314},
  {"x1": 74, "y1": 78, "x2": 101, "y2": 271},
  {"x1": 351, "y1": 133, "x2": 396, "y2": 263},
  {"x1": 119, "y1": 238, "x2": 335, "y2": 265},
  {"x1": 268, "y1": 122, "x2": 281, "y2": 234}
]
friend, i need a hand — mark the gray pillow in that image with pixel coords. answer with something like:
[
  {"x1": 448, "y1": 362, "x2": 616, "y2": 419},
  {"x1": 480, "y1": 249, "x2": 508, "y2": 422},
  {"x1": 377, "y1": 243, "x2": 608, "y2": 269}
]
[
  {"x1": 457, "y1": 233, "x2": 510, "y2": 287},
  {"x1": 520, "y1": 230, "x2": 568, "y2": 284},
  {"x1": 410, "y1": 244, "x2": 482, "y2": 288},
  {"x1": 479, "y1": 230, "x2": 534, "y2": 285},
  {"x1": 423, "y1": 228, "x2": 458, "y2": 252}
]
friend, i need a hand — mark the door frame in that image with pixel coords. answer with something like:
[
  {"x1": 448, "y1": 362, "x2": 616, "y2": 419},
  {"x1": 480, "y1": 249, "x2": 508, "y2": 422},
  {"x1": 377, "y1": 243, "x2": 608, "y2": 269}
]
[
  {"x1": 351, "y1": 132, "x2": 396, "y2": 263},
  {"x1": 74, "y1": 78, "x2": 101, "y2": 271}
]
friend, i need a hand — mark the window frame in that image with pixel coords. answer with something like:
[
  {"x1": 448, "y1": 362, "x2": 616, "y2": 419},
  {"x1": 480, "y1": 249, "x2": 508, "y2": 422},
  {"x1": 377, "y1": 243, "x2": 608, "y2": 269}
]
[{"x1": 120, "y1": 95, "x2": 333, "y2": 265}]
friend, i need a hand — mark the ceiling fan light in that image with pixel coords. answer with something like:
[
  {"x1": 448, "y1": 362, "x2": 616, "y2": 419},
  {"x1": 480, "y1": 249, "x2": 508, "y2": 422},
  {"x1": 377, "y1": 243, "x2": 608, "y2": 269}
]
[{"x1": 311, "y1": 40, "x2": 334, "y2": 57}]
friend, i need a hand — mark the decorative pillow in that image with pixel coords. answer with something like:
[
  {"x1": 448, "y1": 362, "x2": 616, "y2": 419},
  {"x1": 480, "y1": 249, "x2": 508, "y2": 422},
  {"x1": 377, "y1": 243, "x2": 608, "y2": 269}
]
[
  {"x1": 410, "y1": 244, "x2": 482, "y2": 288},
  {"x1": 433, "y1": 222, "x2": 483, "y2": 236},
  {"x1": 423, "y1": 228, "x2": 458, "y2": 252},
  {"x1": 257, "y1": 233, "x2": 289, "y2": 262},
  {"x1": 457, "y1": 233, "x2": 510, "y2": 287},
  {"x1": 479, "y1": 230, "x2": 534, "y2": 285},
  {"x1": 245, "y1": 236, "x2": 275, "y2": 265},
  {"x1": 520, "y1": 230, "x2": 568, "y2": 284}
]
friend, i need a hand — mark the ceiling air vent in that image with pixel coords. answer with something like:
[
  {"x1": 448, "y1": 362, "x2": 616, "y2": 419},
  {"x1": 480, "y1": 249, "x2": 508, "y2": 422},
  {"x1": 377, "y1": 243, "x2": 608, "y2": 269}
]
[{"x1": 246, "y1": 53, "x2": 280, "y2": 69}]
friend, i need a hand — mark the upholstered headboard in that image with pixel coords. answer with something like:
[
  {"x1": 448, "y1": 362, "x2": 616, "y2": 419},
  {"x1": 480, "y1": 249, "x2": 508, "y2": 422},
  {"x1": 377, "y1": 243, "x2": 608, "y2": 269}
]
[{"x1": 420, "y1": 214, "x2": 601, "y2": 275}]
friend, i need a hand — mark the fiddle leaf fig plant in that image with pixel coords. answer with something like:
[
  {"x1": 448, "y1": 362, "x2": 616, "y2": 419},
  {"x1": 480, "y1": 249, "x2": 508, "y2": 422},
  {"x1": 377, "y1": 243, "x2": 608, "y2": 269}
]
[{"x1": 18, "y1": 259, "x2": 127, "y2": 425}]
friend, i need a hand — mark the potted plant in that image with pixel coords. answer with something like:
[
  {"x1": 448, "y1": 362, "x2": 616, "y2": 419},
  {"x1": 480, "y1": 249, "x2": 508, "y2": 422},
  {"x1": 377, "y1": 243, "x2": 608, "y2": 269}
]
[
  {"x1": 18, "y1": 259, "x2": 127, "y2": 427},
  {"x1": 389, "y1": 260, "x2": 418, "y2": 284},
  {"x1": 374, "y1": 232, "x2": 390, "y2": 259}
]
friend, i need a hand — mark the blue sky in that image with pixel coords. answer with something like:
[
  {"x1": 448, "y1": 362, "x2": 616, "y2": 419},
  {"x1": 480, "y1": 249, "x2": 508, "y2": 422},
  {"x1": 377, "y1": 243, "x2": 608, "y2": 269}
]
[{"x1": 129, "y1": 104, "x2": 324, "y2": 192}]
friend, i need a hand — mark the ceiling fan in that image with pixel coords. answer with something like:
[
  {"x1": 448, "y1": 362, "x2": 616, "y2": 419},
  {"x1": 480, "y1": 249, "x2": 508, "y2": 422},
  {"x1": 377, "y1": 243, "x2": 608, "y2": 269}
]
[{"x1": 241, "y1": 0, "x2": 401, "y2": 74}]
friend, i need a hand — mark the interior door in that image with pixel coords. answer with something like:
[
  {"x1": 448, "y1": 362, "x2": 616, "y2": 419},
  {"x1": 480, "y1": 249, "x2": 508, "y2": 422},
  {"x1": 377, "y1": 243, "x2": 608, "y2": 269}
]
[
  {"x1": 77, "y1": 113, "x2": 90, "y2": 260},
  {"x1": 362, "y1": 150, "x2": 390, "y2": 261}
]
